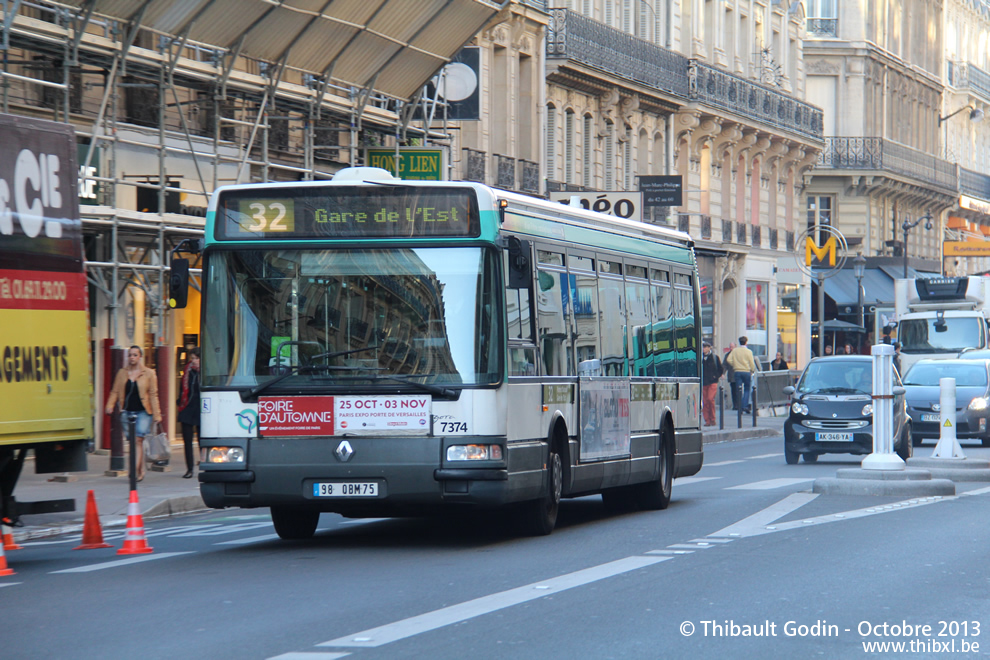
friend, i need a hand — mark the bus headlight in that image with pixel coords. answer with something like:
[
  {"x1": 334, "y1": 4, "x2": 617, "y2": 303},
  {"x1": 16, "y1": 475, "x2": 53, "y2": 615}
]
[
  {"x1": 969, "y1": 397, "x2": 989, "y2": 411},
  {"x1": 205, "y1": 447, "x2": 246, "y2": 464},
  {"x1": 791, "y1": 402, "x2": 808, "y2": 415},
  {"x1": 447, "y1": 444, "x2": 503, "y2": 461}
]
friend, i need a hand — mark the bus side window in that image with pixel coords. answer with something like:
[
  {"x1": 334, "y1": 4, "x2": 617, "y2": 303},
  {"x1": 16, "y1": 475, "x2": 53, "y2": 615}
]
[
  {"x1": 509, "y1": 346, "x2": 538, "y2": 377},
  {"x1": 537, "y1": 269, "x2": 574, "y2": 376},
  {"x1": 504, "y1": 250, "x2": 533, "y2": 343}
]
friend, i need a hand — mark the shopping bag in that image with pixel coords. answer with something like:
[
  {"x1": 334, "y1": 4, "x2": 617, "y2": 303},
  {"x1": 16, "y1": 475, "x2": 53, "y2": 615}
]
[{"x1": 144, "y1": 427, "x2": 171, "y2": 462}]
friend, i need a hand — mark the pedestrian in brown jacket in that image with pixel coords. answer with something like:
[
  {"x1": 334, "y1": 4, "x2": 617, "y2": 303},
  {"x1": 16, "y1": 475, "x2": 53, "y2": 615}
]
[{"x1": 104, "y1": 345, "x2": 162, "y2": 481}]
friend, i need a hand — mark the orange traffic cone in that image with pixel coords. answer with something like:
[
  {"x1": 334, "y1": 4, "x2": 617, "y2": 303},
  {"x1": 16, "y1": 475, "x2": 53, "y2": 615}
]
[
  {"x1": 2, "y1": 522, "x2": 23, "y2": 551},
  {"x1": 74, "y1": 490, "x2": 113, "y2": 550},
  {"x1": 116, "y1": 490, "x2": 153, "y2": 555},
  {"x1": 0, "y1": 537, "x2": 14, "y2": 576}
]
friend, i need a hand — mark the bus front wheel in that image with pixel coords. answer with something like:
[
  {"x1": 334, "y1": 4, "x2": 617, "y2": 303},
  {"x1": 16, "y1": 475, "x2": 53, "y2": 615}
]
[
  {"x1": 271, "y1": 507, "x2": 320, "y2": 540},
  {"x1": 520, "y1": 441, "x2": 562, "y2": 536}
]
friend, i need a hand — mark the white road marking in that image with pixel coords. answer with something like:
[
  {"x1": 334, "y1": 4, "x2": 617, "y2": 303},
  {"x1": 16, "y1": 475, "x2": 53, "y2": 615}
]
[
  {"x1": 961, "y1": 485, "x2": 990, "y2": 497},
  {"x1": 316, "y1": 556, "x2": 666, "y2": 649},
  {"x1": 0, "y1": 582, "x2": 23, "y2": 587},
  {"x1": 666, "y1": 543, "x2": 715, "y2": 550},
  {"x1": 721, "y1": 496, "x2": 948, "y2": 538},
  {"x1": 726, "y1": 478, "x2": 814, "y2": 490},
  {"x1": 51, "y1": 551, "x2": 195, "y2": 573},
  {"x1": 746, "y1": 453, "x2": 783, "y2": 459},
  {"x1": 703, "y1": 460, "x2": 745, "y2": 467},
  {"x1": 689, "y1": 538, "x2": 733, "y2": 544},
  {"x1": 710, "y1": 492, "x2": 819, "y2": 538},
  {"x1": 146, "y1": 524, "x2": 223, "y2": 537},
  {"x1": 170, "y1": 522, "x2": 272, "y2": 537},
  {"x1": 644, "y1": 549, "x2": 689, "y2": 555},
  {"x1": 673, "y1": 476, "x2": 721, "y2": 486},
  {"x1": 215, "y1": 534, "x2": 281, "y2": 546},
  {"x1": 268, "y1": 653, "x2": 350, "y2": 660}
]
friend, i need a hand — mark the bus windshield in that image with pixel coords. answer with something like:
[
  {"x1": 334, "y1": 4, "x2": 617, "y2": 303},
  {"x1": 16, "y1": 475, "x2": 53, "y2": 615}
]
[
  {"x1": 898, "y1": 317, "x2": 985, "y2": 354},
  {"x1": 202, "y1": 247, "x2": 501, "y2": 390}
]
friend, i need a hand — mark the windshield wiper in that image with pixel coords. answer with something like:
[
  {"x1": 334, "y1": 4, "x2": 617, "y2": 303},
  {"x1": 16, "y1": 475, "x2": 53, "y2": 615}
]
[
  {"x1": 364, "y1": 373, "x2": 457, "y2": 398},
  {"x1": 244, "y1": 344, "x2": 381, "y2": 399}
]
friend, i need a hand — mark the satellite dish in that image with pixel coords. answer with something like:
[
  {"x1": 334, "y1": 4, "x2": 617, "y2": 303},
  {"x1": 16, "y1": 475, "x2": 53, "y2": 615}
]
[{"x1": 433, "y1": 62, "x2": 478, "y2": 102}]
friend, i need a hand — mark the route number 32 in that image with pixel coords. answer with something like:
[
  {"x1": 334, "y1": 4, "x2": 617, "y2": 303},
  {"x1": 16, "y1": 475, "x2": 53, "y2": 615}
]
[{"x1": 240, "y1": 200, "x2": 295, "y2": 233}]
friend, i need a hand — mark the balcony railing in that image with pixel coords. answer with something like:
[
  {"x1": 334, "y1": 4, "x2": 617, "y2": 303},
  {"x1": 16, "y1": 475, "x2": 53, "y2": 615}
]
[
  {"x1": 546, "y1": 9, "x2": 690, "y2": 98},
  {"x1": 519, "y1": 159, "x2": 540, "y2": 194},
  {"x1": 947, "y1": 61, "x2": 990, "y2": 103},
  {"x1": 462, "y1": 148, "x2": 486, "y2": 183},
  {"x1": 546, "y1": 10, "x2": 823, "y2": 143},
  {"x1": 807, "y1": 18, "x2": 838, "y2": 38},
  {"x1": 495, "y1": 154, "x2": 516, "y2": 189},
  {"x1": 961, "y1": 167, "x2": 990, "y2": 201},
  {"x1": 816, "y1": 137, "x2": 958, "y2": 192},
  {"x1": 688, "y1": 61, "x2": 824, "y2": 141}
]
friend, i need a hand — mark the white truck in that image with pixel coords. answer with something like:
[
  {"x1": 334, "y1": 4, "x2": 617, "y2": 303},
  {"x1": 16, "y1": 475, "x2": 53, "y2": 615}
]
[{"x1": 893, "y1": 276, "x2": 990, "y2": 374}]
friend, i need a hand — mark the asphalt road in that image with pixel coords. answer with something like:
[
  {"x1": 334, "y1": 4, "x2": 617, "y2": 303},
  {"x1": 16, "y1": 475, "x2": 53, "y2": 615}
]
[{"x1": 4, "y1": 435, "x2": 990, "y2": 660}]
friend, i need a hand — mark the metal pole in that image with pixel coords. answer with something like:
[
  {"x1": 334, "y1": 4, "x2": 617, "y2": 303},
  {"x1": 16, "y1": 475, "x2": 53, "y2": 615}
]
[
  {"x1": 857, "y1": 273, "x2": 864, "y2": 351},
  {"x1": 903, "y1": 226, "x2": 909, "y2": 279},
  {"x1": 127, "y1": 412, "x2": 138, "y2": 491},
  {"x1": 718, "y1": 385, "x2": 724, "y2": 430},
  {"x1": 817, "y1": 273, "x2": 825, "y2": 358}
]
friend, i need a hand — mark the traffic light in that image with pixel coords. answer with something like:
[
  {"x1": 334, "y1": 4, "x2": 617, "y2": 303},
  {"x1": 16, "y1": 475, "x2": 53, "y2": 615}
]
[{"x1": 169, "y1": 258, "x2": 189, "y2": 309}]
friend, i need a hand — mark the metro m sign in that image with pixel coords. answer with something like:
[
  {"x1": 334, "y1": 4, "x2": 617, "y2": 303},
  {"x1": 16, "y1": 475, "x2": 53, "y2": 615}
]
[{"x1": 806, "y1": 235, "x2": 837, "y2": 267}]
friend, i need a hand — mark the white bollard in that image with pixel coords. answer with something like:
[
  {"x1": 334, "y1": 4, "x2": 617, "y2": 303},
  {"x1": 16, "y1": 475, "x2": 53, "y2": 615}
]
[
  {"x1": 862, "y1": 343, "x2": 905, "y2": 470},
  {"x1": 932, "y1": 377, "x2": 966, "y2": 459}
]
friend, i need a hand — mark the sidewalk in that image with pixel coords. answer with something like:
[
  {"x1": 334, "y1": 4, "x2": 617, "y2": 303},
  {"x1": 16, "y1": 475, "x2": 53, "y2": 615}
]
[
  {"x1": 9, "y1": 415, "x2": 786, "y2": 543},
  {"x1": 9, "y1": 447, "x2": 206, "y2": 543}
]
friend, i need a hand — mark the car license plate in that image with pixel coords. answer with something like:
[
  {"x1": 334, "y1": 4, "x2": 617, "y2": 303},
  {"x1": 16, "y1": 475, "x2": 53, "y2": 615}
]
[
  {"x1": 313, "y1": 482, "x2": 378, "y2": 497},
  {"x1": 921, "y1": 413, "x2": 940, "y2": 422},
  {"x1": 816, "y1": 432, "x2": 853, "y2": 442}
]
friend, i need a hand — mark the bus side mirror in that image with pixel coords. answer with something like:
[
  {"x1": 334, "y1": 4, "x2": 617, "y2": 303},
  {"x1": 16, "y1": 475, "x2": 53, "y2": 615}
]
[
  {"x1": 169, "y1": 257, "x2": 190, "y2": 309},
  {"x1": 506, "y1": 236, "x2": 531, "y2": 289}
]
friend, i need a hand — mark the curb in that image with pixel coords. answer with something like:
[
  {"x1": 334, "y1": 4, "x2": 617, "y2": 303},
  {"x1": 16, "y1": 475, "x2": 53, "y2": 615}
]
[{"x1": 12, "y1": 494, "x2": 209, "y2": 543}]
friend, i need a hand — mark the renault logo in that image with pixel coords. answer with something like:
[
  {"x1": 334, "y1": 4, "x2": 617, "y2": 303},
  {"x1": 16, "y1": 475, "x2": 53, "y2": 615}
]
[{"x1": 335, "y1": 440, "x2": 354, "y2": 462}]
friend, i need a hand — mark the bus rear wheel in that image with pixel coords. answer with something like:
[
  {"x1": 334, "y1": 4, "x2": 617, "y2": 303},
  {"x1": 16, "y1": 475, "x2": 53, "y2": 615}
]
[
  {"x1": 520, "y1": 440, "x2": 562, "y2": 536},
  {"x1": 635, "y1": 426, "x2": 673, "y2": 510},
  {"x1": 271, "y1": 507, "x2": 320, "y2": 540}
]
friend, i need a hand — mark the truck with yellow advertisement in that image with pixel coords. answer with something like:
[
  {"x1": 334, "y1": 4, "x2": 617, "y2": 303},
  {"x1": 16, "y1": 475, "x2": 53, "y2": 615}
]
[{"x1": 0, "y1": 113, "x2": 90, "y2": 525}]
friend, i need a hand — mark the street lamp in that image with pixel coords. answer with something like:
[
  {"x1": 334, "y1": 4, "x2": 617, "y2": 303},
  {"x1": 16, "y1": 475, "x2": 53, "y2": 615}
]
[
  {"x1": 938, "y1": 105, "x2": 984, "y2": 126},
  {"x1": 853, "y1": 252, "x2": 866, "y2": 349},
  {"x1": 902, "y1": 211, "x2": 934, "y2": 278}
]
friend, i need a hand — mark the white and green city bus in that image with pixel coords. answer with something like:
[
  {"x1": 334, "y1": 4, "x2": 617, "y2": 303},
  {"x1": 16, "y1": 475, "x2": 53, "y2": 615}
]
[{"x1": 189, "y1": 167, "x2": 703, "y2": 539}]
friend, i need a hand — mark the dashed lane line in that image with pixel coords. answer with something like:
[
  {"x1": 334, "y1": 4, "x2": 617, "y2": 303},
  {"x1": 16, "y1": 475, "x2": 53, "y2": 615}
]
[
  {"x1": 315, "y1": 556, "x2": 667, "y2": 649},
  {"x1": 50, "y1": 551, "x2": 196, "y2": 573},
  {"x1": 673, "y1": 476, "x2": 722, "y2": 486},
  {"x1": 725, "y1": 477, "x2": 815, "y2": 490},
  {"x1": 746, "y1": 453, "x2": 783, "y2": 459},
  {"x1": 268, "y1": 653, "x2": 350, "y2": 660},
  {"x1": 703, "y1": 460, "x2": 746, "y2": 467}
]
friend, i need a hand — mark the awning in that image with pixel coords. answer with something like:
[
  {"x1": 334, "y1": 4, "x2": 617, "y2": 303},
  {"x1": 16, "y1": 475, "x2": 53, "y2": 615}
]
[
  {"x1": 56, "y1": 0, "x2": 507, "y2": 101},
  {"x1": 878, "y1": 265, "x2": 941, "y2": 281},
  {"x1": 822, "y1": 268, "x2": 897, "y2": 307}
]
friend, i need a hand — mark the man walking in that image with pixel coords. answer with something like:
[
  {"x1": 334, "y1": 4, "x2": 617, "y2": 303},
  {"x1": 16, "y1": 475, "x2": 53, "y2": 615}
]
[
  {"x1": 701, "y1": 342, "x2": 723, "y2": 426},
  {"x1": 726, "y1": 336, "x2": 757, "y2": 414}
]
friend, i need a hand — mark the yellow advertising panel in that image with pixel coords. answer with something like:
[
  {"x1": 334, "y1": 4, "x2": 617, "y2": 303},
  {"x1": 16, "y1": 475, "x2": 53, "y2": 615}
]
[
  {"x1": 0, "y1": 309, "x2": 92, "y2": 444},
  {"x1": 944, "y1": 241, "x2": 990, "y2": 257}
]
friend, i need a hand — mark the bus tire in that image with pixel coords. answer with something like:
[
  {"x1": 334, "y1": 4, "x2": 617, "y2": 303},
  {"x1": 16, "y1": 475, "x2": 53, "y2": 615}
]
[
  {"x1": 271, "y1": 507, "x2": 320, "y2": 540},
  {"x1": 520, "y1": 439, "x2": 562, "y2": 536},
  {"x1": 635, "y1": 425, "x2": 673, "y2": 510}
]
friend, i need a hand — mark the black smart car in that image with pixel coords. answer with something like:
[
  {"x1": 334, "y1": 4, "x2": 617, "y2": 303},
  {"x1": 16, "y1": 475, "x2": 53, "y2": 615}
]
[{"x1": 783, "y1": 356, "x2": 912, "y2": 464}]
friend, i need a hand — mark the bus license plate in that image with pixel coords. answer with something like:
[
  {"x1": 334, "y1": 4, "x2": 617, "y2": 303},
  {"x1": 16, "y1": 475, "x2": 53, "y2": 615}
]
[
  {"x1": 816, "y1": 432, "x2": 853, "y2": 442},
  {"x1": 921, "y1": 413, "x2": 940, "y2": 422},
  {"x1": 313, "y1": 482, "x2": 378, "y2": 497}
]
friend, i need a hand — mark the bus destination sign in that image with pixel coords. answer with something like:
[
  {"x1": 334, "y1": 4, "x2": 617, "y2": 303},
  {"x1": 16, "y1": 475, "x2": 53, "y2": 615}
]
[{"x1": 217, "y1": 186, "x2": 478, "y2": 240}]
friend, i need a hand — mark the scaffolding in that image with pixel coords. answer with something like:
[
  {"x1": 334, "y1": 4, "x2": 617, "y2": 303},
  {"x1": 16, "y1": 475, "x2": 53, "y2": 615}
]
[{"x1": 0, "y1": 0, "x2": 503, "y2": 346}]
